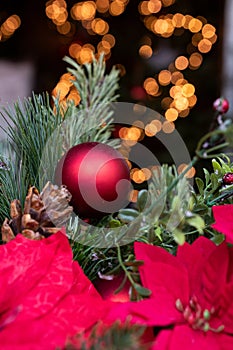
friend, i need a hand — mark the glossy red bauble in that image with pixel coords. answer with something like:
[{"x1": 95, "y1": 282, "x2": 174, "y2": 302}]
[
  {"x1": 213, "y1": 97, "x2": 229, "y2": 114},
  {"x1": 56, "y1": 142, "x2": 131, "y2": 219}
]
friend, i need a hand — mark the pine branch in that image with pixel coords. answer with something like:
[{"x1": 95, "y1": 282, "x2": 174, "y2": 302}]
[
  {"x1": 0, "y1": 56, "x2": 121, "y2": 226},
  {"x1": 64, "y1": 320, "x2": 149, "y2": 350}
]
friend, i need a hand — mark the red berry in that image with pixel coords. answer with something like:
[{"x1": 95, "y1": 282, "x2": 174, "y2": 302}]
[
  {"x1": 213, "y1": 97, "x2": 229, "y2": 114},
  {"x1": 222, "y1": 172, "x2": 233, "y2": 185}
]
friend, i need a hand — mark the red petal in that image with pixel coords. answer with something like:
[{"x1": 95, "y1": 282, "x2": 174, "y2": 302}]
[
  {"x1": 134, "y1": 242, "x2": 189, "y2": 301},
  {"x1": 107, "y1": 295, "x2": 182, "y2": 327},
  {"x1": 168, "y1": 325, "x2": 220, "y2": 350},
  {"x1": 134, "y1": 241, "x2": 178, "y2": 266},
  {"x1": 151, "y1": 329, "x2": 173, "y2": 350},
  {"x1": 212, "y1": 205, "x2": 233, "y2": 244},
  {"x1": 219, "y1": 282, "x2": 233, "y2": 334},
  {"x1": 0, "y1": 230, "x2": 106, "y2": 349},
  {"x1": 177, "y1": 237, "x2": 216, "y2": 295},
  {"x1": 201, "y1": 241, "x2": 229, "y2": 309},
  {"x1": 139, "y1": 261, "x2": 189, "y2": 304}
]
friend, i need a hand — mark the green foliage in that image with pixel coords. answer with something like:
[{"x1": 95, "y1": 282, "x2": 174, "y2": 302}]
[
  {"x1": 0, "y1": 55, "x2": 120, "y2": 223},
  {"x1": 63, "y1": 321, "x2": 149, "y2": 350}
]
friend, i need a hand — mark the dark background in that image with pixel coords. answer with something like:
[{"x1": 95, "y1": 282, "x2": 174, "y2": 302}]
[{"x1": 0, "y1": 0, "x2": 226, "y2": 160}]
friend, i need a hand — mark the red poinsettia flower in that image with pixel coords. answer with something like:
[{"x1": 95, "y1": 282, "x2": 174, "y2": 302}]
[
  {"x1": 212, "y1": 204, "x2": 233, "y2": 244},
  {"x1": 0, "y1": 230, "x2": 108, "y2": 350},
  {"x1": 108, "y1": 237, "x2": 233, "y2": 349}
]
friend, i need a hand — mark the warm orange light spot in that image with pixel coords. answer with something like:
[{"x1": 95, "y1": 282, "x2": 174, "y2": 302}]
[
  {"x1": 174, "y1": 96, "x2": 189, "y2": 111},
  {"x1": 96, "y1": 0, "x2": 109, "y2": 13},
  {"x1": 189, "y1": 52, "x2": 203, "y2": 69},
  {"x1": 169, "y1": 85, "x2": 182, "y2": 98},
  {"x1": 161, "y1": 0, "x2": 175, "y2": 6},
  {"x1": 158, "y1": 70, "x2": 172, "y2": 86},
  {"x1": 183, "y1": 15, "x2": 193, "y2": 29},
  {"x1": 172, "y1": 13, "x2": 185, "y2": 28},
  {"x1": 148, "y1": 0, "x2": 162, "y2": 13},
  {"x1": 145, "y1": 123, "x2": 158, "y2": 136},
  {"x1": 165, "y1": 108, "x2": 178, "y2": 121},
  {"x1": 151, "y1": 119, "x2": 162, "y2": 132},
  {"x1": 188, "y1": 95, "x2": 197, "y2": 107},
  {"x1": 119, "y1": 127, "x2": 129, "y2": 139},
  {"x1": 141, "y1": 167, "x2": 152, "y2": 180},
  {"x1": 202, "y1": 23, "x2": 216, "y2": 39},
  {"x1": 131, "y1": 169, "x2": 146, "y2": 184},
  {"x1": 182, "y1": 84, "x2": 195, "y2": 97},
  {"x1": 175, "y1": 56, "x2": 189, "y2": 70},
  {"x1": 198, "y1": 38, "x2": 212, "y2": 53},
  {"x1": 133, "y1": 119, "x2": 145, "y2": 129},
  {"x1": 179, "y1": 108, "x2": 190, "y2": 118},
  {"x1": 161, "y1": 97, "x2": 173, "y2": 109},
  {"x1": 139, "y1": 45, "x2": 153, "y2": 59},
  {"x1": 67, "y1": 87, "x2": 81, "y2": 105},
  {"x1": 109, "y1": 0, "x2": 125, "y2": 16},
  {"x1": 102, "y1": 34, "x2": 115, "y2": 47},
  {"x1": 188, "y1": 18, "x2": 202, "y2": 33},
  {"x1": 57, "y1": 21, "x2": 71, "y2": 34},
  {"x1": 143, "y1": 78, "x2": 159, "y2": 96},
  {"x1": 162, "y1": 120, "x2": 175, "y2": 133},
  {"x1": 138, "y1": 1, "x2": 151, "y2": 15},
  {"x1": 91, "y1": 18, "x2": 109, "y2": 35},
  {"x1": 53, "y1": 81, "x2": 70, "y2": 100},
  {"x1": 127, "y1": 127, "x2": 142, "y2": 141},
  {"x1": 171, "y1": 71, "x2": 183, "y2": 84},
  {"x1": 129, "y1": 189, "x2": 138, "y2": 203},
  {"x1": 69, "y1": 43, "x2": 81, "y2": 58},
  {"x1": 79, "y1": 46, "x2": 94, "y2": 64},
  {"x1": 81, "y1": 1, "x2": 96, "y2": 20},
  {"x1": 178, "y1": 164, "x2": 196, "y2": 178}
]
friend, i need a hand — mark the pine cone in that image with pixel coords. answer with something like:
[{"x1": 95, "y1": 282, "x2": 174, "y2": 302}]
[{"x1": 1, "y1": 182, "x2": 73, "y2": 242}]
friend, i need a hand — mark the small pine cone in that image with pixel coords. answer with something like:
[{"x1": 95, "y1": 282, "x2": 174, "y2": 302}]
[{"x1": 1, "y1": 181, "x2": 73, "y2": 242}]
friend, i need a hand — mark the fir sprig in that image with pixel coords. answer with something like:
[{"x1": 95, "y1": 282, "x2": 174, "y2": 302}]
[
  {"x1": 0, "y1": 55, "x2": 120, "y2": 223},
  {"x1": 63, "y1": 320, "x2": 149, "y2": 350}
]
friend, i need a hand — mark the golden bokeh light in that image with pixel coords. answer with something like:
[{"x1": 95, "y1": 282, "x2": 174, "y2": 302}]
[
  {"x1": 182, "y1": 83, "x2": 195, "y2": 97},
  {"x1": 91, "y1": 18, "x2": 109, "y2": 35},
  {"x1": 178, "y1": 164, "x2": 196, "y2": 178},
  {"x1": 148, "y1": 0, "x2": 162, "y2": 14},
  {"x1": 102, "y1": 33, "x2": 116, "y2": 47},
  {"x1": 57, "y1": 21, "x2": 71, "y2": 34},
  {"x1": 96, "y1": 0, "x2": 110, "y2": 13},
  {"x1": 151, "y1": 119, "x2": 162, "y2": 132},
  {"x1": 172, "y1": 13, "x2": 185, "y2": 28},
  {"x1": 198, "y1": 38, "x2": 212, "y2": 53},
  {"x1": 189, "y1": 52, "x2": 203, "y2": 69},
  {"x1": 138, "y1": 1, "x2": 151, "y2": 16},
  {"x1": 158, "y1": 70, "x2": 172, "y2": 86},
  {"x1": 175, "y1": 56, "x2": 189, "y2": 70},
  {"x1": 174, "y1": 96, "x2": 189, "y2": 111},
  {"x1": 145, "y1": 123, "x2": 158, "y2": 136},
  {"x1": 162, "y1": 120, "x2": 175, "y2": 133},
  {"x1": 165, "y1": 108, "x2": 178, "y2": 121},
  {"x1": 139, "y1": 44, "x2": 153, "y2": 58},
  {"x1": 129, "y1": 189, "x2": 138, "y2": 203},
  {"x1": 161, "y1": 96, "x2": 173, "y2": 109},
  {"x1": 0, "y1": 14, "x2": 21, "y2": 40},
  {"x1": 161, "y1": 0, "x2": 175, "y2": 6},
  {"x1": 202, "y1": 23, "x2": 216, "y2": 39},
  {"x1": 171, "y1": 71, "x2": 183, "y2": 84},
  {"x1": 188, "y1": 18, "x2": 202, "y2": 33},
  {"x1": 143, "y1": 77, "x2": 159, "y2": 96},
  {"x1": 109, "y1": 0, "x2": 125, "y2": 16}
]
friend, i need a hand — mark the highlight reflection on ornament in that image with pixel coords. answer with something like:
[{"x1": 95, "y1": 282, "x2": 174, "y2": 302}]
[{"x1": 55, "y1": 142, "x2": 132, "y2": 219}]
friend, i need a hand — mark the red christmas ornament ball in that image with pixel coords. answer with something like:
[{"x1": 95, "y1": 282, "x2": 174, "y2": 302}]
[
  {"x1": 213, "y1": 97, "x2": 229, "y2": 114},
  {"x1": 56, "y1": 142, "x2": 131, "y2": 218},
  {"x1": 222, "y1": 172, "x2": 233, "y2": 185}
]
